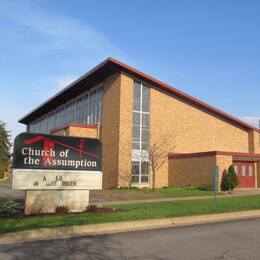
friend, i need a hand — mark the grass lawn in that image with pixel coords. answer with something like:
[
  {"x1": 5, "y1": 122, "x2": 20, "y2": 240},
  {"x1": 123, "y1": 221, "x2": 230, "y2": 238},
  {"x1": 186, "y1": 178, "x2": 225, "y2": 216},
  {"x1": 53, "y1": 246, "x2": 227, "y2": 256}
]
[{"x1": 1, "y1": 195, "x2": 260, "y2": 235}]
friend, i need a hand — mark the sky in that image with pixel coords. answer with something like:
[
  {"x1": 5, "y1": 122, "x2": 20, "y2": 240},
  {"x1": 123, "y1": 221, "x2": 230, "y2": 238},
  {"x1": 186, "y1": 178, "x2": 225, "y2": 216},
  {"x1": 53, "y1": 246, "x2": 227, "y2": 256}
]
[{"x1": 1, "y1": 0, "x2": 260, "y2": 140}]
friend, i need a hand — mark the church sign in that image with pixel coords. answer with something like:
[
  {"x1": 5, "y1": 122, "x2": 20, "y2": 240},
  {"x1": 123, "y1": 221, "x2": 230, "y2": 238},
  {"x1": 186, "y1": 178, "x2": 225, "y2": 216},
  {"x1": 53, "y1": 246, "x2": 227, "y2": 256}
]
[{"x1": 12, "y1": 133, "x2": 102, "y2": 190}]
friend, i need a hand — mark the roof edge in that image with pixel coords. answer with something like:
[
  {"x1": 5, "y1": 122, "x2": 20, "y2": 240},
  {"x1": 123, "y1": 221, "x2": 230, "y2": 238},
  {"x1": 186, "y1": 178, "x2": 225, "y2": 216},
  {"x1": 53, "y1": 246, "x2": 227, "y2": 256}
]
[
  {"x1": 108, "y1": 58, "x2": 260, "y2": 133},
  {"x1": 168, "y1": 151, "x2": 260, "y2": 159},
  {"x1": 19, "y1": 57, "x2": 260, "y2": 133},
  {"x1": 18, "y1": 57, "x2": 112, "y2": 124}
]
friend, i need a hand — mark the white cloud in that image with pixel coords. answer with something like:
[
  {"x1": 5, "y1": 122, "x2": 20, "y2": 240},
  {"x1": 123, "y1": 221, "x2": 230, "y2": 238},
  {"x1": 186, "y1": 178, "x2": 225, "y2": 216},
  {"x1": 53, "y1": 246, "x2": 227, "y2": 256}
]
[
  {"x1": 0, "y1": 1, "x2": 129, "y2": 61},
  {"x1": 0, "y1": 0, "x2": 133, "y2": 140},
  {"x1": 242, "y1": 116, "x2": 260, "y2": 128}
]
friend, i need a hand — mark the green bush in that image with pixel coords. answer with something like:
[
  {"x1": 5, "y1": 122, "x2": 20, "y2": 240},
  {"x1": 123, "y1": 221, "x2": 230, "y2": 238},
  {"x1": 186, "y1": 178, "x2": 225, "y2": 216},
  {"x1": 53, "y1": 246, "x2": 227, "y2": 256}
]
[
  {"x1": 221, "y1": 165, "x2": 239, "y2": 191},
  {"x1": 55, "y1": 205, "x2": 69, "y2": 214},
  {"x1": 0, "y1": 199, "x2": 23, "y2": 215},
  {"x1": 198, "y1": 183, "x2": 213, "y2": 191}
]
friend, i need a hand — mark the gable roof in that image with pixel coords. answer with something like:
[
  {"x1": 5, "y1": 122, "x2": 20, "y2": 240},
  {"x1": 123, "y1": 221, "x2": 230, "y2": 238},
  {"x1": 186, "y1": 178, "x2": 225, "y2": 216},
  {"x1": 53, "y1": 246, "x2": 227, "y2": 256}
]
[{"x1": 19, "y1": 57, "x2": 259, "y2": 132}]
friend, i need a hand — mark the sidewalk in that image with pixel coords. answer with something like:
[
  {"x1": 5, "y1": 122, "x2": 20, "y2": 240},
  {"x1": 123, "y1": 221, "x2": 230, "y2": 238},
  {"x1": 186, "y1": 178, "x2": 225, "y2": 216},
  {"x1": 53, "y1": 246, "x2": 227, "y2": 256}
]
[{"x1": 1, "y1": 209, "x2": 260, "y2": 245}]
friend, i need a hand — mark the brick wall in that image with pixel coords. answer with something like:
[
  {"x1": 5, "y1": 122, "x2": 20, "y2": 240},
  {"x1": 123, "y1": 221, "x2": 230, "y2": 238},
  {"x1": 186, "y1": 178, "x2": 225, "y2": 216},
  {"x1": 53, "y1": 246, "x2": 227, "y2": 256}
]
[
  {"x1": 101, "y1": 73, "x2": 121, "y2": 188},
  {"x1": 168, "y1": 155, "x2": 217, "y2": 188},
  {"x1": 117, "y1": 73, "x2": 133, "y2": 187},
  {"x1": 69, "y1": 125, "x2": 98, "y2": 138},
  {"x1": 168, "y1": 154, "x2": 233, "y2": 190},
  {"x1": 249, "y1": 130, "x2": 260, "y2": 153},
  {"x1": 150, "y1": 86, "x2": 250, "y2": 187}
]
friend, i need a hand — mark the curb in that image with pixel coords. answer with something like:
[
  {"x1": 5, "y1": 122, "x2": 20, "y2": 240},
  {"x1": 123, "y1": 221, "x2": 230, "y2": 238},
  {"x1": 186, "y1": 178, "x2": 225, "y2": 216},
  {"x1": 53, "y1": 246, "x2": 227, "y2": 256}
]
[{"x1": 1, "y1": 210, "x2": 260, "y2": 245}]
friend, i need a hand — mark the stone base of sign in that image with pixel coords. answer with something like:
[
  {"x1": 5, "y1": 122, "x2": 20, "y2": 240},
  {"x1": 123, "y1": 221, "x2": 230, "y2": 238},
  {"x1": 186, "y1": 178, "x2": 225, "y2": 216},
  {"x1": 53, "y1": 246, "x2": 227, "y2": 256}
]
[{"x1": 25, "y1": 190, "x2": 89, "y2": 215}]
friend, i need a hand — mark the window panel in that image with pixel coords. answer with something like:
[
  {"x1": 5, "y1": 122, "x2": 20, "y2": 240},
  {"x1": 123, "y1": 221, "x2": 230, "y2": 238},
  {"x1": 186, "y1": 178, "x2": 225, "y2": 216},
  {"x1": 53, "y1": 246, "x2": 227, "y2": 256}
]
[
  {"x1": 142, "y1": 128, "x2": 149, "y2": 143},
  {"x1": 249, "y1": 166, "x2": 253, "y2": 176},
  {"x1": 131, "y1": 162, "x2": 139, "y2": 176},
  {"x1": 234, "y1": 165, "x2": 238, "y2": 175},
  {"x1": 242, "y1": 166, "x2": 246, "y2": 176},
  {"x1": 85, "y1": 94, "x2": 89, "y2": 124},
  {"x1": 142, "y1": 85, "x2": 149, "y2": 100},
  {"x1": 132, "y1": 142, "x2": 140, "y2": 150},
  {"x1": 89, "y1": 92, "x2": 94, "y2": 124},
  {"x1": 141, "y1": 176, "x2": 148, "y2": 183},
  {"x1": 134, "y1": 82, "x2": 141, "y2": 100},
  {"x1": 142, "y1": 99, "x2": 149, "y2": 112},
  {"x1": 142, "y1": 114, "x2": 149, "y2": 127},
  {"x1": 141, "y1": 161, "x2": 149, "y2": 175},
  {"x1": 141, "y1": 142, "x2": 149, "y2": 151},
  {"x1": 131, "y1": 176, "x2": 139, "y2": 183},
  {"x1": 133, "y1": 100, "x2": 141, "y2": 111},
  {"x1": 132, "y1": 125, "x2": 140, "y2": 141},
  {"x1": 48, "y1": 112, "x2": 55, "y2": 131},
  {"x1": 96, "y1": 89, "x2": 100, "y2": 123},
  {"x1": 99, "y1": 87, "x2": 103, "y2": 122},
  {"x1": 133, "y1": 112, "x2": 140, "y2": 126}
]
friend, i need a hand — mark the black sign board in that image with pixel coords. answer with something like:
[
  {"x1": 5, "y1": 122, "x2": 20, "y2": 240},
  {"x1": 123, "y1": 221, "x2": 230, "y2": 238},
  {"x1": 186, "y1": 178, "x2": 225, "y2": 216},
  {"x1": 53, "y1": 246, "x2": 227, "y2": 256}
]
[{"x1": 13, "y1": 133, "x2": 102, "y2": 171}]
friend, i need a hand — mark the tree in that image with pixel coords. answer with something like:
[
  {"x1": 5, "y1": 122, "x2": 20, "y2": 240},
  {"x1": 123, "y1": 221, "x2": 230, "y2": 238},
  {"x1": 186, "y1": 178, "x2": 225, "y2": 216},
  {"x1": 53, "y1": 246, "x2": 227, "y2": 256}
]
[
  {"x1": 227, "y1": 165, "x2": 239, "y2": 190},
  {"x1": 221, "y1": 165, "x2": 239, "y2": 191},
  {"x1": 0, "y1": 121, "x2": 11, "y2": 179},
  {"x1": 133, "y1": 135, "x2": 176, "y2": 191}
]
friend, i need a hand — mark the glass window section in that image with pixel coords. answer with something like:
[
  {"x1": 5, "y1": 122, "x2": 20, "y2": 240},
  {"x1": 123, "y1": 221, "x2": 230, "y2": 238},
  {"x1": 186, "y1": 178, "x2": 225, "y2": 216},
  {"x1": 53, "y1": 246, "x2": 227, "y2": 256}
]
[
  {"x1": 132, "y1": 142, "x2": 140, "y2": 150},
  {"x1": 242, "y1": 166, "x2": 246, "y2": 176},
  {"x1": 131, "y1": 176, "x2": 139, "y2": 183},
  {"x1": 141, "y1": 176, "x2": 148, "y2": 182},
  {"x1": 234, "y1": 165, "x2": 238, "y2": 175},
  {"x1": 27, "y1": 85, "x2": 103, "y2": 134},
  {"x1": 132, "y1": 125, "x2": 140, "y2": 141},
  {"x1": 48, "y1": 112, "x2": 55, "y2": 131},
  {"x1": 86, "y1": 94, "x2": 90, "y2": 124},
  {"x1": 141, "y1": 161, "x2": 149, "y2": 175},
  {"x1": 134, "y1": 82, "x2": 141, "y2": 100},
  {"x1": 249, "y1": 166, "x2": 253, "y2": 176},
  {"x1": 133, "y1": 112, "x2": 140, "y2": 126},
  {"x1": 131, "y1": 81, "x2": 150, "y2": 184}
]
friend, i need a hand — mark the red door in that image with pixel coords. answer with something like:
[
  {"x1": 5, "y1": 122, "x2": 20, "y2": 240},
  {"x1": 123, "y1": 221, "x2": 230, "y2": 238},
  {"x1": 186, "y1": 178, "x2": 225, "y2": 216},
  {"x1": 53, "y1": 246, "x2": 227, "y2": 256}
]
[{"x1": 233, "y1": 162, "x2": 255, "y2": 188}]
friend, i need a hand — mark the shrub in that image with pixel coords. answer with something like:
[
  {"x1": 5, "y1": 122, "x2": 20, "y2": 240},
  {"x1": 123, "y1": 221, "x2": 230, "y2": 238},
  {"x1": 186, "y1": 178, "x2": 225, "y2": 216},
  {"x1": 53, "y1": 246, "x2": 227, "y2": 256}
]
[
  {"x1": 198, "y1": 183, "x2": 213, "y2": 191},
  {"x1": 221, "y1": 165, "x2": 239, "y2": 191},
  {"x1": 55, "y1": 205, "x2": 69, "y2": 214},
  {"x1": 0, "y1": 199, "x2": 23, "y2": 215},
  {"x1": 221, "y1": 170, "x2": 229, "y2": 191}
]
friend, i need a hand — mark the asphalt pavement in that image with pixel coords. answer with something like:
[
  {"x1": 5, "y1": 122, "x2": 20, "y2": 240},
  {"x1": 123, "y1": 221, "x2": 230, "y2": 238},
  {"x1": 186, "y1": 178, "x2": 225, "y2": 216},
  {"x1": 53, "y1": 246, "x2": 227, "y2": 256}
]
[{"x1": 1, "y1": 217, "x2": 260, "y2": 260}]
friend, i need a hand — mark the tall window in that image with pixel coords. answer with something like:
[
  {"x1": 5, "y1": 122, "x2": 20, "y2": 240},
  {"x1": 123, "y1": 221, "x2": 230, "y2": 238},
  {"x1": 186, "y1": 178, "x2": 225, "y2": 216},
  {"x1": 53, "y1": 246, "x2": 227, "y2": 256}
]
[
  {"x1": 131, "y1": 81, "x2": 150, "y2": 184},
  {"x1": 28, "y1": 85, "x2": 103, "y2": 133}
]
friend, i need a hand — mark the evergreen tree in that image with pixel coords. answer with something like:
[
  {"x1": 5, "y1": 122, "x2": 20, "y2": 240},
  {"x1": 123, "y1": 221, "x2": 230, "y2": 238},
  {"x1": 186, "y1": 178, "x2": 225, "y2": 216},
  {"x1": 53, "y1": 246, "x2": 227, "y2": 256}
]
[
  {"x1": 221, "y1": 165, "x2": 239, "y2": 191},
  {"x1": 227, "y1": 165, "x2": 239, "y2": 190},
  {"x1": 0, "y1": 121, "x2": 11, "y2": 178}
]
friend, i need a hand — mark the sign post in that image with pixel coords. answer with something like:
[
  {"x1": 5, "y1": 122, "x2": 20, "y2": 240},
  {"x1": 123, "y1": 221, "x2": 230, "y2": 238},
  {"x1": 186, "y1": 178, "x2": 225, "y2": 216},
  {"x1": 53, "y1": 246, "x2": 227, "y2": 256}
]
[
  {"x1": 12, "y1": 132, "x2": 102, "y2": 214},
  {"x1": 212, "y1": 165, "x2": 219, "y2": 210}
]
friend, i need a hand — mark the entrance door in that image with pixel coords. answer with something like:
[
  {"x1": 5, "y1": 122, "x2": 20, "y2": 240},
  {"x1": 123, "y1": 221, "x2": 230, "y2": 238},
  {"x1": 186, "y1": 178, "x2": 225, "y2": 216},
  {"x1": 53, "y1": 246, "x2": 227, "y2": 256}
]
[{"x1": 233, "y1": 162, "x2": 255, "y2": 188}]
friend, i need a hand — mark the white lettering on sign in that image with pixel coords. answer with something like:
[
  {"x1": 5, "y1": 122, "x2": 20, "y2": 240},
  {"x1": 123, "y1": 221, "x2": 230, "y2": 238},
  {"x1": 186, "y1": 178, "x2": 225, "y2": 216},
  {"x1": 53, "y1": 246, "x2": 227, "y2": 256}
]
[
  {"x1": 44, "y1": 158, "x2": 97, "y2": 168},
  {"x1": 22, "y1": 147, "x2": 56, "y2": 157}
]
